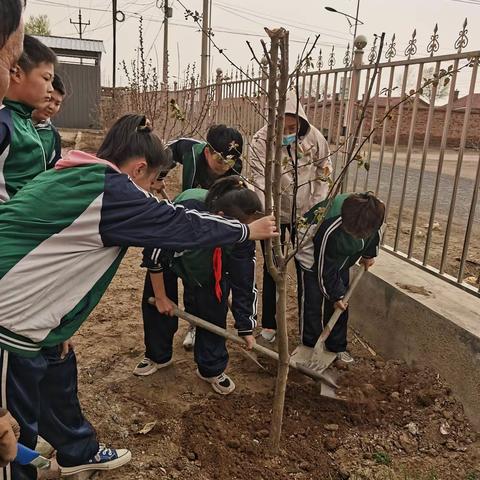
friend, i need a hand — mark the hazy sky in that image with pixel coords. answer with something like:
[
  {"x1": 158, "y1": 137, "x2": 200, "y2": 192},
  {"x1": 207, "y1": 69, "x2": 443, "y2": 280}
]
[{"x1": 25, "y1": 0, "x2": 480, "y2": 90}]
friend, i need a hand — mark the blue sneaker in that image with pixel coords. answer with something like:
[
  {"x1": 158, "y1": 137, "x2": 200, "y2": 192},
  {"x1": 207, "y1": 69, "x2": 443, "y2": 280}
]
[{"x1": 59, "y1": 444, "x2": 132, "y2": 476}]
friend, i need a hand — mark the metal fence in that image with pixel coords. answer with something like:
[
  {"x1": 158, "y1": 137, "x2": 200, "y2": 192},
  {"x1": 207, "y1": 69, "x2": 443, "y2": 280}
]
[{"x1": 164, "y1": 20, "x2": 480, "y2": 296}]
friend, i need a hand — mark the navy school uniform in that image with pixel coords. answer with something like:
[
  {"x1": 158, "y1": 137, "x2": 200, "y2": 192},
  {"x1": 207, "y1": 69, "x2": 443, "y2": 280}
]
[{"x1": 141, "y1": 189, "x2": 257, "y2": 377}]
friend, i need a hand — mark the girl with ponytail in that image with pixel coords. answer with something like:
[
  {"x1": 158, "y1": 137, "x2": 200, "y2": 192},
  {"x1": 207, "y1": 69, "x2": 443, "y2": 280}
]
[{"x1": 138, "y1": 176, "x2": 263, "y2": 395}]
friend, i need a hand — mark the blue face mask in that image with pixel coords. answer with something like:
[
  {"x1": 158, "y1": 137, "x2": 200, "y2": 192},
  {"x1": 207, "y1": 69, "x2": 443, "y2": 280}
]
[{"x1": 282, "y1": 133, "x2": 296, "y2": 146}]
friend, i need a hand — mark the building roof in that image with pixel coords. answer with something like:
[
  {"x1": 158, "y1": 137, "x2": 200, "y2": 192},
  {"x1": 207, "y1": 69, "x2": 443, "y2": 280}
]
[
  {"x1": 451, "y1": 93, "x2": 480, "y2": 110},
  {"x1": 33, "y1": 35, "x2": 105, "y2": 54}
]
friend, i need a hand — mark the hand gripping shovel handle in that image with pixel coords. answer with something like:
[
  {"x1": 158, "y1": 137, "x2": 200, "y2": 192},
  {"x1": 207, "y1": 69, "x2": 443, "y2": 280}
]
[
  {"x1": 147, "y1": 299, "x2": 337, "y2": 388},
  {"x1": 316, "y1": 267, "x2": 365, "y2": 344}
]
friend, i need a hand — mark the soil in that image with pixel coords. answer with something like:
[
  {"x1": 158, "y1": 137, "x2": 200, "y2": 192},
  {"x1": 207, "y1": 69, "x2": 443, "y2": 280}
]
[{"x1": 64, "y1": 170, "x2": 479, "y2": 480}]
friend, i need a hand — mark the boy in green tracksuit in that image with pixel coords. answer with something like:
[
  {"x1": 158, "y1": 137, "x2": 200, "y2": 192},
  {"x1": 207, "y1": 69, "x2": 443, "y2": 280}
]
[
  {"x1": 32, "y1": 73, "x2": 65, "y2": 167},
  {"x1": 295, "y1": 192, "x2": 385, "y2": 363},
  {"x1": 0, "y1": 34, "x2": 56, "y2": 202}
]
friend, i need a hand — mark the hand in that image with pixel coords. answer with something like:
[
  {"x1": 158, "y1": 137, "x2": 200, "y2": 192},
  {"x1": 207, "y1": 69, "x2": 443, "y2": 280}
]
[
  {"x1": 0, "y1": 413, "x2": 18, "y2": 467},
  {"x1": 248, "y1": 215, "x2": 279, "y2": 241},
  {"x1": 155, "y1": 296, "x2": 176, "y2": 316},
  {"x1": 359, "y1": 257, "x2": 375, "y2": 271},
  {"x1": 243, "y1": 335, "x2": 256, "y2": 350},
  {"x1": 60, "y1": 339, "x2": 74, "y2": 359},
  {"x1": 334, "y1": 299, "x2": 348, "y2": 311}
]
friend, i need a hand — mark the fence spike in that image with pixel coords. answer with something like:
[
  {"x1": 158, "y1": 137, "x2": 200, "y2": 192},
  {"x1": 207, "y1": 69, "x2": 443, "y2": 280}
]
[
  {"x1": 368, "y1": 34, "x2": 378, "y2": 64},
  {"x1": 404, "y1": 28, "x2": 417, "y2": 59},
  {"x1": 454, "y1": 17, "x2": 468, "y2": 53},
  {"x1": 385, "y1": 33, "x2": 397, "y2": 61},
  {"x1": 427, "y1": 23, "x2": 440, "y2": 57},
  {"x1": 317, "y1": 48, "x2": 323, "y2": 69},
  {"x1": 328, "y1": 45, "x2": 336, "y2": 69},
  {"x1": 343, "y1": 43, "x2": 351, "y2": 67}
]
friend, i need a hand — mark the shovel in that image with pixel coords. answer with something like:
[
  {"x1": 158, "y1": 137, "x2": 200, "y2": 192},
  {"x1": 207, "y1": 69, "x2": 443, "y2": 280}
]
[
  {"x1": 147, "y1": 298, "x2": 340, "y2": 399},
  {"x1": 304, "y1": 267, "x2": 365, "y2": 373}
]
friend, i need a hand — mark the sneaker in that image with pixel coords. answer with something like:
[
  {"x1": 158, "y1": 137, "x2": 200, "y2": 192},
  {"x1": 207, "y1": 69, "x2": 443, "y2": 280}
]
[
  {"x1": 196, "y1": 369, "x2": 236, "y2": 395},
  {"x1": 183, "y1": 327, "x2": 196, "y2": 350},
  {"x1": 133, "y1": 357, "x2": 172, "y2": 376},
  {"x1": 336, "y1": 351, "x2": 354, "y2": 363},
  {"x1": 260, "y1": 328, "x2": 276, "y2": 343},
  {"x1": 59, "y1": 444, "x2": 132, "y2": 476}
]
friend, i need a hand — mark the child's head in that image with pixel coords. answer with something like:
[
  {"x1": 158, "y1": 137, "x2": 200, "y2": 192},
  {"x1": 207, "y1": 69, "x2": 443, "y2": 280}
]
[
  {"x1": 0, "y1": 0, "x2": 25, "y2": 100},
  {"x1": 32, "y1": 73, "x2": 66, "y2": 123},
  {"x1": 8, "y1": 34, "x2": 56, "y2": 109},
  {"x1": 97, "y1": 114, "x2": 169, "y2": 191},
  {"x1": 205, "y1": 176, "x2": 263, "y2": 224},
  {"x1": 341, "y1": 192, "x2": 385, "y2": 239},
  {"x1": 204, "y1": 124, "x2": 243, "y2": 177}
]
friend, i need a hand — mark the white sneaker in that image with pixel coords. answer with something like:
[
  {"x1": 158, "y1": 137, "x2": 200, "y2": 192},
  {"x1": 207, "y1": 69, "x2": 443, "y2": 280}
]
[
  {"x1": 336, "y1": 351, "x2": 354, "y2": 363},
  {"x1": 133, "y1": 357, "x2": 172, "y2": 376},
  {"x1": 196, "y1": 369, "x2": 236, "y2": 395},
  {"x1": 183, "y1": 327, "x2": 196, "y2": 350},
  {"x1": 260, "y1": 328, "x2": 276, "y2": 343}
]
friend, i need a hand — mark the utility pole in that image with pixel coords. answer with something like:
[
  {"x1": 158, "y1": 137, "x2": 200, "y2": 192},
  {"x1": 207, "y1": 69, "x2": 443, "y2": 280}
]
[
  {"x1": 162, "y1": 0, "x2": 172, "y2": 89},
  {"x1": 112, "y1": 0, "x2": 117, "y2": 97},
  {"x1": 200, "y1": 0, "x2": 209, "y2": 89},
  {"x1": 70, "y1": 9, "x2": 90, "y2": 39}
]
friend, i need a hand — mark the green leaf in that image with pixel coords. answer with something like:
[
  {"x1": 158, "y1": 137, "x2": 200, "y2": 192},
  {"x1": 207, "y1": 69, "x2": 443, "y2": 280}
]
[{"x1": 364, "y1": 162, "x2": 370, "y2": 171}]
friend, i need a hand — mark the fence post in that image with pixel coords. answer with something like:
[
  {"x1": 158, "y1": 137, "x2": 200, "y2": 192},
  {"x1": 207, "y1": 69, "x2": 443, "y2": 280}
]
[
  {"x1": 215, "y1": 67, "x2": 223, "y2": 123},
  {"x1": 343, "y1": 35, "x2": 367, "y2": 191}
]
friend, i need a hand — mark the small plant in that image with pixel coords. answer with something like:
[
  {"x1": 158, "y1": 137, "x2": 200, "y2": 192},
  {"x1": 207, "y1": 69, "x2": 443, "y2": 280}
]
[
  {"x1": 373, "y1": 451, "x2": 392, "y2": 466},
  {"x1": 466, "y1": 472, "x2": 479, "y2": 480}
]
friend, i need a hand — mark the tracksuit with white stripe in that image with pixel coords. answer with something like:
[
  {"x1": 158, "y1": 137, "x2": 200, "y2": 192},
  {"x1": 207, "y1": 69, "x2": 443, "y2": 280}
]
[
  {"x1": 142, "y1": 189, "x2": 257, "y2": 377},
  {"x1": 0, "y1": 150, "x2": 250, "y2": 479},
  {"x1": 295, "y1": 193, "x2": 381, "y2": 352}
]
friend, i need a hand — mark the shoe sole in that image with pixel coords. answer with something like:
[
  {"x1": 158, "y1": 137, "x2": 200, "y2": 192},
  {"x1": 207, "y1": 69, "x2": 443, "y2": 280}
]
[
  {"x1": 60, "y1": 450, "x2": 132, "y2": 476},
  {"x1": 196, "y1": 370, "x2": 235, "y2": 395},
  {"x1": 133, "y1": 359, "x2": 173, "y2": 376}
]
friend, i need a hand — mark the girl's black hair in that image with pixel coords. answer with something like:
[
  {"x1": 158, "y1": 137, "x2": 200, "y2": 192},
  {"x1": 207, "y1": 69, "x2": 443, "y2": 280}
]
[
  {"x1": 0, "y1": 0, "x2": 23, "y2": 49},
  {"x1": 97, "y1": 114, "x2": 168, "y2": 171},
  {"x1": 205, "y1": 176, "x2": 262, "y2": 223}
]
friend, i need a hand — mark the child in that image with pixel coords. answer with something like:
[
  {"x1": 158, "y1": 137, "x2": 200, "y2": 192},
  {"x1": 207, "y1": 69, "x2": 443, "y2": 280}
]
[
  {"x1": 295, "y1": 192, "x2": 385, "y2": 363},
  {"x1": 168, "y1": 124, "x2": 243, "y2": 190},
  {"x1": 137, "y1": 176, "x2": 261, "y2": 395},
  {"x1": 32, "y1": 72, "x2": 65, "y2": 167},
  {"x1": 154, "y1": 124, "x2": 244, "y2": 349},
  {"x1": 0, "y1": 114, "x2": 276, "y2": 479},
  {"x1": 0, "y1": 34, "x2": 56, "y2": 202}
]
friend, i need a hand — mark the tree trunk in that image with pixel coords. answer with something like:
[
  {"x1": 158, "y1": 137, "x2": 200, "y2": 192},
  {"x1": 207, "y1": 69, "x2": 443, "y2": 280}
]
[{"x1": 269, "y1": 267, "x2": 289, "y2": 453}]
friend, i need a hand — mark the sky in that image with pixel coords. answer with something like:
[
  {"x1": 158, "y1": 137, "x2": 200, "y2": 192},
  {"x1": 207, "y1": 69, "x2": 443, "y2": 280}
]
[{"x1": 25, "y1": 0, "x2": 480, "y2": 92}]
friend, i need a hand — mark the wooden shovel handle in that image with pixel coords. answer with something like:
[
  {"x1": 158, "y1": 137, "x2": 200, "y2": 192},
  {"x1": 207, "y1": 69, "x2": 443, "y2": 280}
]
[
  {"x1": 147, "y1": 298, "x2": 336, "y2": 386},
  {"x1": 316, "y1": 267, "x2": 365, "y2": 344}
]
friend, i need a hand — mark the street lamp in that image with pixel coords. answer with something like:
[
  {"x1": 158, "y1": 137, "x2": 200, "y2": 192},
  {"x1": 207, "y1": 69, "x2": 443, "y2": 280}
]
[{"x1": 325, "y1": 2, "x2": 364, "y2": 50}]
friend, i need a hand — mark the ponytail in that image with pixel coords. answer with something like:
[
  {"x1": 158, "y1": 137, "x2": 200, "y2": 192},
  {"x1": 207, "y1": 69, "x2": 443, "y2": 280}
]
[
  {"x1": 97, "y1": 114, "x2": 170, "y2": 171},
  {"x1": 206, "y1": 176, "x2": 262, "y2": 223}
]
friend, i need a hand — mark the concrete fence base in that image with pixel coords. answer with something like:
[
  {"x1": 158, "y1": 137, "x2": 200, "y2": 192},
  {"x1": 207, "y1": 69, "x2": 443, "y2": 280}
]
[{"x1": 349, "y1": 252, "x2": 480, "y2": 430}]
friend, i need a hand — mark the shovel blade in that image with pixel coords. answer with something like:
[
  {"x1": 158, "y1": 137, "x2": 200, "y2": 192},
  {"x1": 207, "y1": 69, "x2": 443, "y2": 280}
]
[
  {"x1": 304, "y1": 349, "x2": 337, "y2": 373},
  {"x1": 319, "y1": 382, "x2": 338, "y2": 399}
]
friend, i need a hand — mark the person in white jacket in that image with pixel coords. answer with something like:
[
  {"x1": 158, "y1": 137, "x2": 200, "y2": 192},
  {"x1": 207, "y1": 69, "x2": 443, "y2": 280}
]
[{"x1": 249, "y1": 95, "x2": 332, "y2": 343}]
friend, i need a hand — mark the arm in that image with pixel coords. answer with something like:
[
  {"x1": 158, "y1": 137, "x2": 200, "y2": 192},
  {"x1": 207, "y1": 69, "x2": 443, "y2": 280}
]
[
  {"x1": 227, "y1": 241, "x2": 257, "y2": 337},
  {"x1": 99, "y1": 173, "x2": 276, "y2": 249},
  {"x1": 359, "y1": 227, "x2": 383, "y2": 270},
  {"x1": 316, "y1": 218, "x2": 347, "y2": 302},
  {"x1": 311, "y1": 131, "x2": 332, "y2": 204},
  {"x1": 248, "y1": 131, "x2": 267, "y2": 210},
  {"x1": 167, "y1": 138, "x2": 200, "y2": 165},
  {"x1": 150, "y1": 271, "x2": 176, "y2": 316}
]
